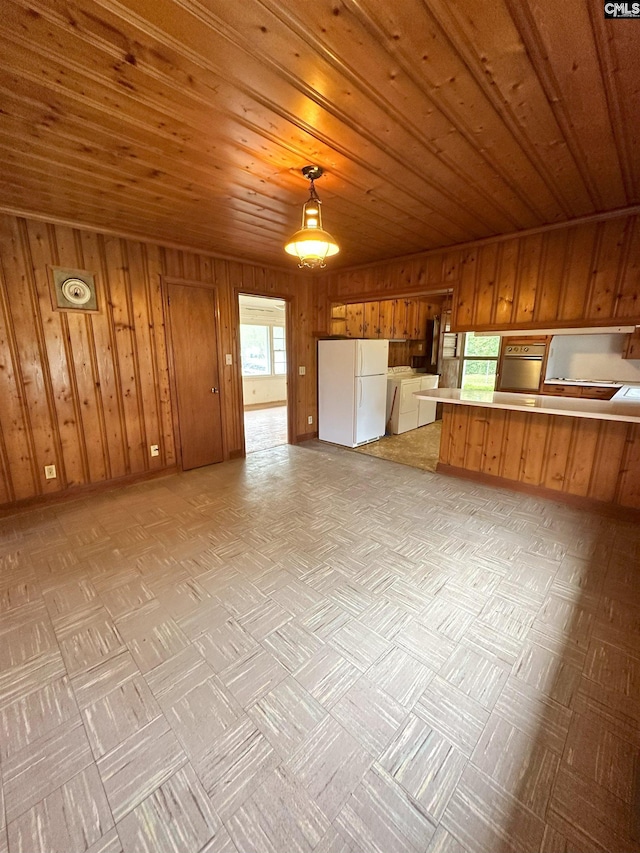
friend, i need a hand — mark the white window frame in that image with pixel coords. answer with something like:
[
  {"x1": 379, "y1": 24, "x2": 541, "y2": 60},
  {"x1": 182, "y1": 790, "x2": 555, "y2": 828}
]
[
  {"x1": 459, "y1": 332, "x2": 500, "y2": 391},
  {"x1": 240, "y1": 322, "x2": 287, "y2": 378}
]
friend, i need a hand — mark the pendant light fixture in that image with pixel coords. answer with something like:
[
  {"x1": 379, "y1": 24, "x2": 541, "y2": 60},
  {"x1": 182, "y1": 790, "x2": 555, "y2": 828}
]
[{"x1": 284, "y1": 165, "x2": 339, "y2": 269}]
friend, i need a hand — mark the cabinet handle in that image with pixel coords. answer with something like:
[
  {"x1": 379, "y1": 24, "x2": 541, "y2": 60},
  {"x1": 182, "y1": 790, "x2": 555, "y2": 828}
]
[{"x1": 211, "y1": 387, "x2": 219, "y2": 394}]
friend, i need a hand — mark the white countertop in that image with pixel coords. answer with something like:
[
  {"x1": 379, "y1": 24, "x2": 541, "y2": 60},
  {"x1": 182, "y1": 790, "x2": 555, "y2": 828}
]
[{"x1": 415, "y1": 387, "x2": 640, "y2": 423}]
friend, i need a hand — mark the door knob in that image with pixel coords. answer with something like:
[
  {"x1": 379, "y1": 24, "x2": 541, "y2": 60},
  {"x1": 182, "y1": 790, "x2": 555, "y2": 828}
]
[{"x1": 211, "y1": 387, "x2": 219, "y2": 394}]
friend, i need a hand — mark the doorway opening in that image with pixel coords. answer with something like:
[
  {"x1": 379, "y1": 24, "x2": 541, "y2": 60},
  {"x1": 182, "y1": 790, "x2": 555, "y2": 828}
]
[
  {"x1": 239, "y1": 294, "x2": 288, "y2": 453},
  {"x1": 330, "y1": 292, "x2": 449, "y2": 472}
]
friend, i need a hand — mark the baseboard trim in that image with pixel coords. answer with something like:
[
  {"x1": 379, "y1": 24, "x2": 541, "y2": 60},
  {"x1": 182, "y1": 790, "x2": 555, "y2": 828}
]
[
  {"x1": 229, "y1": 449, "x2": 246, "y2": 460},
  {"x1": 436, "y1": 463, "x2": 640, "y2": 520},
  {"x1": 0, "y1": 466, "x2": 178, "y2": 517},
  {"x1": 243, "y1": 401, "x2": 287, "y2": 411},
  {"x1": 296, "y1": 431, "x2": 318, "y2": 443}
]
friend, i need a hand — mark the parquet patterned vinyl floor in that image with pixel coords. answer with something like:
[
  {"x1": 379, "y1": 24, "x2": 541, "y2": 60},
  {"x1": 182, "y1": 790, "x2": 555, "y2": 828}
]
[{"x1": 0, "y1": 441, "x2": 639, "y2": 853}]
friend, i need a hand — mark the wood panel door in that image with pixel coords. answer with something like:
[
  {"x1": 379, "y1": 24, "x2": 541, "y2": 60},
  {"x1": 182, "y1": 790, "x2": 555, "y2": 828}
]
[{"x1": 168, "y1": 283, "x2": 223, "y2": 470}]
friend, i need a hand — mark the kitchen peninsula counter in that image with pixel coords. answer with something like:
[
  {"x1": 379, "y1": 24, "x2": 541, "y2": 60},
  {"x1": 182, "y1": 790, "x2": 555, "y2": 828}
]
[
  {"x1": 415, "y1": 388, "x2": 640, "y2": 510},
  {"x1": 415, "y1": 388, "x2": 640, "y2": 423}
]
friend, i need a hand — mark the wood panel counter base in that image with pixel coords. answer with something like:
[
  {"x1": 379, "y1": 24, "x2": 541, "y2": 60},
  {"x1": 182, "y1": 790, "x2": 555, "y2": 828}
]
[
  {"x1": 439, "y1": 404, "x2": 640, "y2": 511},
  {"x1": 436, "y1": 462, "x2": 640, "y2": 520}
]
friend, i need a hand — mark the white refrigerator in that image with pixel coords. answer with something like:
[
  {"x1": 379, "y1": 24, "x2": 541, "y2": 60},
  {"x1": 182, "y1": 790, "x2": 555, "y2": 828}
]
[{"x1": 318, "y1": 339, "x2": 389, "y2": 447}]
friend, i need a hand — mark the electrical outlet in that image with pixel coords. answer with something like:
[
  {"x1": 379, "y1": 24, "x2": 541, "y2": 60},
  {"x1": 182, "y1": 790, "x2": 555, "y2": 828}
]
[
  {"x1": 299, "y1": 366, "x2": 306, "y2": 376},
  {"x1": 44, "y1": 465, "x2": 57, "y2": 479},
  {"x1": 225, "y1": 353, "x2": 233, "y2": 365},
  {"x1": 150, "y1": 444, "x2": 159, "y2": 457},
  {"x1": 308, "y1": 415, "x2": 313, "y2": 425}
]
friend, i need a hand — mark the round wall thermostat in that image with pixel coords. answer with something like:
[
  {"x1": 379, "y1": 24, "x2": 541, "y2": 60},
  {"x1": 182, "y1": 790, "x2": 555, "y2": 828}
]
[{"x1": 61, "y1": 278, "x2": 92, "y2": 305}]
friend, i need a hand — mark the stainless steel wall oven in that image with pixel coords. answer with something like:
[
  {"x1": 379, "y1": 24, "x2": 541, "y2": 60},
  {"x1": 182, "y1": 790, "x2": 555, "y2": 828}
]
[{"x1": 497, "y1": 344, "x2": 547, "y2": 392}]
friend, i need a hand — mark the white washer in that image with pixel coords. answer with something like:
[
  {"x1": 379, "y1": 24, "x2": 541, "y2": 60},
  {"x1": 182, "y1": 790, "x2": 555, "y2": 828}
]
[{"x1": 386, "y1": 370, "x2": 439, "y2": 434}]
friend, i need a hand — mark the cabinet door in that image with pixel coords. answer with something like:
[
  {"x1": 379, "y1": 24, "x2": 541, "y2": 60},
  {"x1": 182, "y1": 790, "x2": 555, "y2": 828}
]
[
  {"x1": 378, "y1": 300, "x2": 395, "y2": 339},
  {"x1": 580, "y1": 387, "x2": 617, "y2": 400},
  {"x1": 392, "y1": 299, "x2": 407, "y2": 338},
  {"x1": 363, "y1": 302, "x2": 380, "y2": 338},
  {"x1": 405, "y1": 300, "x2": 418, "y2": 339},
  {"x1": 416, "y1": 301, "x2": 430, "y2": 340},
  {"x1": 345, "y1": 303, "x2": 364, "y2": 337}
]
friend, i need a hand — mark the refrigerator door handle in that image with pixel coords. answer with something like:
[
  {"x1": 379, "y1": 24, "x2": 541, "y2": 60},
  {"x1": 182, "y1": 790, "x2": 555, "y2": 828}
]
[
  {"x1": 358, "y1": 378, "x2": 363, "y2": 408},
  {"x1": 358, "y1": 345, "x2": 363, "y2": 377}
]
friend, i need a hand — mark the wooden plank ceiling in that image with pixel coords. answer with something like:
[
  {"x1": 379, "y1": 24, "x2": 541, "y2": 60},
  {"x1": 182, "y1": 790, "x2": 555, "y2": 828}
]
[{"x1": 0, "y1": 0, "x2": 637, "y2": 269}]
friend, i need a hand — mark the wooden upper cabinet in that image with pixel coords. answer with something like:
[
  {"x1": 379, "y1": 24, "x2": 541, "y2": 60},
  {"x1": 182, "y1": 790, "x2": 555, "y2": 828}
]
[
  {"x1": 392, "y1": 299, "x2": 408, "y2": 339},
  {"x1": 363, "y1": 301, "x2": 380, "y2": 338},
  {"x1": 403, "y1": 299, "x2": 429, "y2": 340},
  {"x1": 404, "y1": 300, "x2": 417, "y2": 339},
  {"x1": 334, "y1": 298, "x2": 433, "y2": 339},
  {"x1": 624, "y1": 329, "x2": 640, "y2": 359},
  {"x1": 452, "y1": 214, "x2": 640, "y2": 332},
  {"x1": 345, "y1": 303, "x2": 364, "y2": 337},
  {"x1": 415, "y1": 301, "x2": 429, "y2": 340},
  {"x1": 378, "y1": 300, "x2": 395, "y2": 339}
]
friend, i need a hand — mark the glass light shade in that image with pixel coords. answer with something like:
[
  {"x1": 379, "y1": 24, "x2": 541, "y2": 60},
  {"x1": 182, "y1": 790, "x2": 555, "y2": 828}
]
[
  {"x1": 285, "y1": 168, "x2": 340, "y2": 269},
  {"x1": 284, "y1": 227, "x2": 340, "y2": 269}
]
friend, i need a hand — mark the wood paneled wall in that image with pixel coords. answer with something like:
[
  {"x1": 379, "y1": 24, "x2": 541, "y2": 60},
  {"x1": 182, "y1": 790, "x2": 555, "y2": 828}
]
[
  {"x1": 330, "y1": 298, "x2": 444, "y2": 340},
  {"x1": 318, "y1": 211, "x2": 640, "y2": 333},
  {"x1": 0, "y1": 214, "x2": 313, "y2": 507},
  {"x1": 318, "y1": 254, "x2": 458, "y2": 332},
  {"x1": 439, "y1": 404, "x2": 640, "y2": 510},
  {"x1": 454, "y1": 214, "x2": 640, "y2": 331}
]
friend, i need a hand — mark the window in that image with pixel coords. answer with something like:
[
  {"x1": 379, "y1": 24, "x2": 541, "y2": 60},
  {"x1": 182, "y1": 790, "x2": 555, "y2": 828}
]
[
  {"x1": 460, "y1": 333, "x2": 500, "y2": 391},
  {"x1": 240, "y1": 324, "x2": 270, "y2": 375},
  {"x1": 240, "y1": 324, "x2": 287, "y2": 377},
  {"x1": 441, "y1": 310, "x2": 459, "y2": 359},
  {"x1": 272, "y1": 326, "x2": 286, "y2": 375}
]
